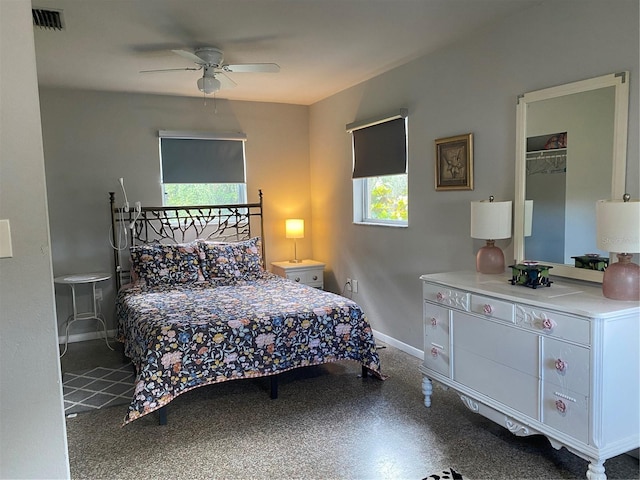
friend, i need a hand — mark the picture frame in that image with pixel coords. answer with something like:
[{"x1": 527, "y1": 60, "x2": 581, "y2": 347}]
[{"x1": 435, "y1": 133, "x2": 474, "y2": 191}]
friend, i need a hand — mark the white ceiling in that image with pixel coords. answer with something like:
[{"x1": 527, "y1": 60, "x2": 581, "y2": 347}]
[{"x1": 32, "y1": 0, "x2": 540, "y2": 105}]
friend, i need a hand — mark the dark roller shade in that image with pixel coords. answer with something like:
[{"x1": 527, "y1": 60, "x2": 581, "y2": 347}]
[
  {"x1": 161, "y1": 138, "x2": 245, "y2": 184},
  {"x1": 352, "y1": 117, "x2": 407, "y2": 179}
]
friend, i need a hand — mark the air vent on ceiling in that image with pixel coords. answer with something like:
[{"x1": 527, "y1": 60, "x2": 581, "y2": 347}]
[{"x1": 32, "y1": 8, "x2": 64, "y2": 30}]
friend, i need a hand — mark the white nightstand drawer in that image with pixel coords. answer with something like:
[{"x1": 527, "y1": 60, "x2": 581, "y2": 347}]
[
  {"x1": 284, "y1": 270, "x2": 322, "y2": 287},
  {"x1": 271, "y1": 260, "x2": 325, "y2": 289}
]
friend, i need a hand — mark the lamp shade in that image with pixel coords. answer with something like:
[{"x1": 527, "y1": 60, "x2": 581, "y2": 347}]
[
  {"x1": 596, "y1": 199, "x2": 640, "y2": 253},
  {"x1": 471, "y1": 200, "x2": 512, "y2": 240},
  {"x1": 285, "y1": 219, "x2": 304, "y2": 239}
]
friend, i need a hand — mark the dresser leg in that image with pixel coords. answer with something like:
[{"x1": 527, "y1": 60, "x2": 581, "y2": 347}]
[
  {"x1": 422, "y1": 376, "x2": 433, "y2": 407},
  {"x1": 586, "y1": 460, "x2": 606, "y2": 480}
]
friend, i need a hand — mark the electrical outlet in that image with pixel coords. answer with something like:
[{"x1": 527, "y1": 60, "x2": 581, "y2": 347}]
[
  {"x1": 346, "y1": 278, "x2": 352, "y2": 291},
  {"x1": 351, "y1": 279, "x2": 358, "y2": 293},
  {"x1": 95, "y1": 288, "x2": 103, "y2": 301}
]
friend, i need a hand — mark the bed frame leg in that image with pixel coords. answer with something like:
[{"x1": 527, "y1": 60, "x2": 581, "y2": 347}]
[
  {"x1": 362, "y1": 365, "x2": 369, "y2": 378},
  {"x1": 158, "y1": 406, "x2": 167, "y2": 425},
  {"x1": 270, "y1": 375, "x2": 278, "y2": 399}
]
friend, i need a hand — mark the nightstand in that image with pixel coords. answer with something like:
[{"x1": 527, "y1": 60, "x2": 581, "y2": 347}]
[{"x1": 271, "y1": 260, "x2": 325, "y2": 289}]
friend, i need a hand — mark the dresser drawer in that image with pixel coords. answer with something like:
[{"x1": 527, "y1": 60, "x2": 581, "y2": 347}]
[
  {"x1": 542, "y1": 337, "x2": 590, "y2": 396},
  {"x1": 423, "y1": 282, "x2": 469, "y2": 311},
  {"x1": 423, "y1": 304, "x2": 450, "y2": 376},
  {"x1": 542, "y1": 383, "x2": 589, "y2": 443},
  {"x1": 470, "y1": 294, "x2": 515, "y2": 323},
  {"x1": 453, "y1": 311, "x2": 538, "y2": 377},
  {"x1": 515, "y1": 305, "x2": 590, "y2": 345},
  {"x1": 454, "y1": 346, "x2": 538, "y2": 418}
]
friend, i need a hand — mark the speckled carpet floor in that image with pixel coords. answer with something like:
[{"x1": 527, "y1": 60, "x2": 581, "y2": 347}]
[{"x1": 63, "y1": 341, "x2": 639, "y2": 480}]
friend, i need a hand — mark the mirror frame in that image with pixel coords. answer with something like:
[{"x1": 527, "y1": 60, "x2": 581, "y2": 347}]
[{"x1": 514, "y1": 72, "x2": 630, "y2": 283}]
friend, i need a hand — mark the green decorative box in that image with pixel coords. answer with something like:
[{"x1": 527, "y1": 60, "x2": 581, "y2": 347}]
[
  {"x1": 571, "y1": 255, "x2": 609, "y2": 272},
  {"x1": 509, "y1": 263, "x2": 553, "y2": 289}
]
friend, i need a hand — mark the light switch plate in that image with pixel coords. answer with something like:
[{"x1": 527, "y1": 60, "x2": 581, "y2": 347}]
[{"x1": 0, "y1": 219, "x2": 13, "y2": 258}]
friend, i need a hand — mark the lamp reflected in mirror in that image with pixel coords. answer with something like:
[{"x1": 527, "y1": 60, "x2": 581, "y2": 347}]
[
  {"x1": 471, "y1": 196, "x2": 512, "y2": 274},
  {"x1": 596, "y1": 194, "x2": 640, "y2": 301}
]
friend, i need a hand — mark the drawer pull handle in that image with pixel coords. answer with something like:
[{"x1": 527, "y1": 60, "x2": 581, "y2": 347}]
[
  {"x1": 431, "y1": 317, "x2": 437, "y2": 326},
  {"x1": 554, "y1": 391, "x2": 576, "y2": 403},
  {"x1": 430, "y1": 347, "x2": 439, "y2": 357},
  {"x1": 541, "y1": 317, "x2": 557, "y2": 331},
  {"x1": 555, "y1": 359, "x2": 567, "y2": 372},
  {"x1": 555, "y1": 399, "x2": 567, "y2": 414},
  {"x1": 295, "y1": 277, "x2": 301, "y2": 282},
  {"x1": 312, "y1": 275, "x2": 318, "y2": 281},
  {"x1": 436, "y1": 292, "x2": 445, "y2": 301},
  {"x1": 483, "y1": 304, "x2": 493, "y2": 315}
]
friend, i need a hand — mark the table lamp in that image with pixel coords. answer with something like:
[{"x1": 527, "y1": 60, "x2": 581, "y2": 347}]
[
  {"x1": 471, "y1": 196, "x2": 512, "y2": 274},
  {"x1": 596, "y1": 194, "x2": 640, "y2": 301},
  {"x1": 285, "y1": 218, "x2": 304, "y2": 263}
]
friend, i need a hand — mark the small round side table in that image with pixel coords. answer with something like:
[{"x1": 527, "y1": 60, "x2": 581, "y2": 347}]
[{"x1": 54, "y1": 272, "x2": 115, "y2": 357}]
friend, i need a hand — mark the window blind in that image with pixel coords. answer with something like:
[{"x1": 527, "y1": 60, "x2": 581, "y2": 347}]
[
  {"x1": 348, "y1": 111, "x2": 407, "y2": 179},
  {"x1": 159, "y1": 131, "x2": 246, "y2": 184}
]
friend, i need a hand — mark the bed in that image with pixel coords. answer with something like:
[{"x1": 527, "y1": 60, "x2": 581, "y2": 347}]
[{"x1": 110, "y1": 191, "x2": 385, "y2": 424}]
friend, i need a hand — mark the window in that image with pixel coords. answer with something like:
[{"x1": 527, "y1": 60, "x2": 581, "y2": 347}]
[
  {"x1": 159, "y1": 130, "x2": 247, "y2": 206},
  {"x1": 347, "y1": 111, "x2": 408, "y2": 226}
]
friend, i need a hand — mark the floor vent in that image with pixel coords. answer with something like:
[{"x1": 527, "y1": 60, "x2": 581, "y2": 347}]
[{"x1": 32, "y1": 8, "x2": 64, "y2": 30}]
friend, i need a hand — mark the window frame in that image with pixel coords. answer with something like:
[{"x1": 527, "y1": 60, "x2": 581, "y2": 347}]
[
  {"x1": 348, "y1": 111, "x2": 409, "y2": 227},
  {"x1": 158, "y1": 130, "x2": 248, "y2": 207}
]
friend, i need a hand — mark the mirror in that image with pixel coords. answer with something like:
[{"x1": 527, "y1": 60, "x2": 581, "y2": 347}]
[{"x1": 514, "y1": 72, "x2": 629, "y2": 283}]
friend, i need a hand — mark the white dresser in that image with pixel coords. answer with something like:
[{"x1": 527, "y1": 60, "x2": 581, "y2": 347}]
[{"x1": 420, "y1": 271, "x2": 639, "y2": 480}]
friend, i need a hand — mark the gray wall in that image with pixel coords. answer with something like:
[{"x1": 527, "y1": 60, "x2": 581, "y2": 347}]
[
  {"x1": 309, "y1": 0, "x2": 639, "y2": 352},
  {"x1": 39, "y1": 91, "x2": 310, "y2": 336},
  {"x1": 0, "y1": 0, "x2": 70, "y2": 478}
]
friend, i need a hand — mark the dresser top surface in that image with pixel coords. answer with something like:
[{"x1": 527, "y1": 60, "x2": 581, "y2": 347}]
[{"x1": 421, "y1": 270, "x2": 640, "y2": 318}]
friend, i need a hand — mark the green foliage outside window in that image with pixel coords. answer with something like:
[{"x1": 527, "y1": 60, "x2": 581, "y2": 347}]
[
  {"x1": 367, "y1": 174, "x2": 408, "y2": 221},
  {"x1": 163, "y1": 183, "x2": 245, "y2": 206}
]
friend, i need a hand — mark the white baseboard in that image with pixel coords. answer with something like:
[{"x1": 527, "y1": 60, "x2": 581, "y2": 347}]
[
  {"x1": 58, "y1": 329, "x2": 118, "y2": 345},
  {"x1": 372, "y1": 329, "x2": 423, "y2": 359}
]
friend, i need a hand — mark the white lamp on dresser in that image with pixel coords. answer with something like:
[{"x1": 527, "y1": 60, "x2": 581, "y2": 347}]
[
  {"x1": 420, "y1": 271, "x2": 639, "y2": 480},
  {"x1": 470, "y1": 196, "x2": 512, "y2": 274}
]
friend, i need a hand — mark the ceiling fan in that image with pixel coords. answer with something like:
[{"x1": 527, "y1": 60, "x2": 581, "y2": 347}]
[{"x1": 141, "y1": 47, "x2": 280, "y2": 94}]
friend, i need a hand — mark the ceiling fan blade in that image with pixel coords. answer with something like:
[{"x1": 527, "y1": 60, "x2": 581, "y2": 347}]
[
  {"x1": 171, "y1": 49, "x2": 207, "y2": 64},
  {"x1": 140, "y1": 67, "x2": 201, "y2": 73},
  {"x1": 223, "y1": 63, "x2": 280, "y2": 73},
  {"x1": 217, "y1": 72, "x2": 237, "y2": 89}
]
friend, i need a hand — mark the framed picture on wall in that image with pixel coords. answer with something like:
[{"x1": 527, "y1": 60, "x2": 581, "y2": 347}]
[{"x1": 435, "y1": 133, "x2": 474, "y2": 191}]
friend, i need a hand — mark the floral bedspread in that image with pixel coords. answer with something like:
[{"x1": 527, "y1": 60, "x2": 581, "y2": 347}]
[{"x1": 116, "y1": 273, "x2": 383, "y2": 424}]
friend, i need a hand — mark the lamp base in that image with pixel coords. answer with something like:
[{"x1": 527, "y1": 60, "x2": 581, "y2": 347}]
[
  {"x1": 476, "y1": 240, "x2": 505, "y2": 274},
  {"x1": 289, "y1": 259, "x2": 302, "y2": 263},
  {"x1": 602, "y1": 253, "x2": 640, "y2": 301}
]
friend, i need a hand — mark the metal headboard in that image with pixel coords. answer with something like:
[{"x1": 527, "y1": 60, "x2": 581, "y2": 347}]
[{"x1": 110, "y1": 190, "x2": 264, "y2": 290}]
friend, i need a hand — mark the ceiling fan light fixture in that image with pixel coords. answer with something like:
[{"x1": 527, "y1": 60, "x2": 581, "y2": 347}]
[{"x1": 197, "y1": 76, "x2": 221, "y2": 94}]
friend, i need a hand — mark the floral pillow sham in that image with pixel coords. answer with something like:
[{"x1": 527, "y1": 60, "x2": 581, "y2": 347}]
[
  {"x1": 197, "y1": 237, "x2": 264, "y2": 281},
  {"x1": 130, "y1": 243, "x2": 203, "y2": 286}
]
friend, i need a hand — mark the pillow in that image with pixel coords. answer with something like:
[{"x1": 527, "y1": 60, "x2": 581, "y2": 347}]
[
  {"x1": 198, "y1": 237, "x2": 264, "y2": 281},
  {"x1": 130, "y1": 243, "x2": 203, "y2": 286}
]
